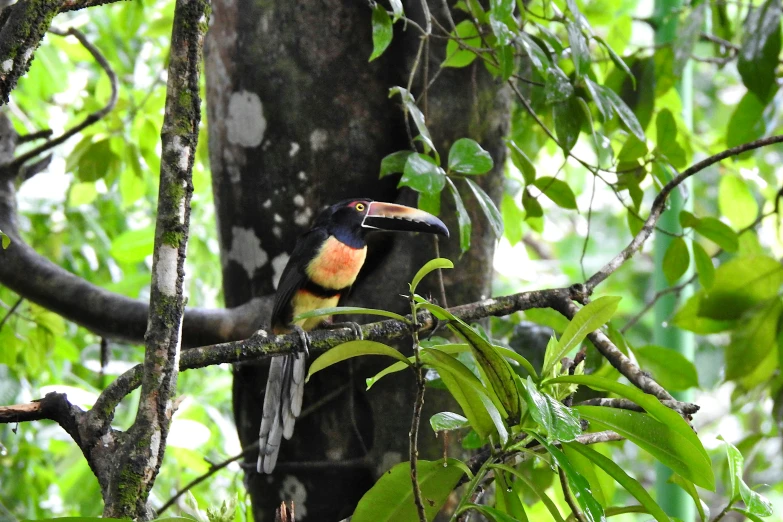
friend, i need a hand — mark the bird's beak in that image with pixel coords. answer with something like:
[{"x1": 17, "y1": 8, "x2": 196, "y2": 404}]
[{"x1": 361, "y1": 202, "x2": 449, "y2": 237}]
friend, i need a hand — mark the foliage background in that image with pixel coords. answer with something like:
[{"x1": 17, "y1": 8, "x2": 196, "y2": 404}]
[{"x1": 2, "y1": 0, "x2": 783, "y2": 519}]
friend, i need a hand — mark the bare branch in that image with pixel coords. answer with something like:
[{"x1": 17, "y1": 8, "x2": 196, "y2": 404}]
[
  {"x1": 585, "y1": 134, "x2": 783, "y2": 292},
  {"x1": 4, "y1": 27, "x2": 117, "y2": 174},
  {"x1": 577, "y1": 397, "x2": 700, "y2": 415}
]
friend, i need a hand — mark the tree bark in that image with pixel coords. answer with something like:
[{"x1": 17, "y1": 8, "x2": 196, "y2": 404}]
[{"x1": 204, "y1": 1, "x2": 509, "y2": 519}]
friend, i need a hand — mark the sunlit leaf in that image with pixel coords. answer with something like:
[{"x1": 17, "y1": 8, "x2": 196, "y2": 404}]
[
  {"x1": 448, "y1": 138, "x2": 493, "y2": 175},
  {"x1": 369, "y1": 4, "x2": 393, "y2": 62},
  {"x1": 110, "y1": 227, "x2": 155, "y2": 264},
  {"x1": 718, "y1": 175, "x2": 758, "y2": 229},
  {"x1": 737, "y1": 0, "x2": 782, "y2": 102},
  {"x1": 307, "y1": 340, "x2": 411, "y2": 382},
  {"x1": 443, "y1": 20, "x2": 481, "y2": 68},
  {"x1": 430, "y1": 412, "x2": 468, "y2": 432},
  {"x1": 693, "y1": 217, "x2": 738, "y2": 252},
  {"x1": 632, "y1": 345, "x2": 699, "y2": 391},
  {"x1": 465, "y1": 178, "x2": 503, "y2": 238},
  {"x1": 663, "y1": 237, "x2": 690, "y2": 284},
  {"x1": 411, "y1": 258, "x2": 453, "y2": 293},
  {"x1": 400, "y1": 153, "x2": 446, "y2": 194},
  {"x1": 523, "y1": 377, "x2": 581, "y2": 441},
  {"x1": 532, "y1": 177, "x2": 577, "y2": 210},
  {"x1": 692, "y1": 241, "x2": 715, "y2": 289}
]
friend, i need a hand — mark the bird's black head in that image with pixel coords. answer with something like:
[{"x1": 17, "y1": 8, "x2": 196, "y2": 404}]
[{"x1": 313, "y1": 198, "x2": 449, "y2": 248}]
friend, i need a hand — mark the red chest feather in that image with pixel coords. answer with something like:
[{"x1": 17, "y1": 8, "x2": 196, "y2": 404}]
[{"x1": 306, "y1": 236, "x2": 367, "y2": 290}]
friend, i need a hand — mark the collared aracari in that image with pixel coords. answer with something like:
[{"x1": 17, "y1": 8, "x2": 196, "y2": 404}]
[{"x1": 257, "y1": 199, "x2": 449, "y2": 473}]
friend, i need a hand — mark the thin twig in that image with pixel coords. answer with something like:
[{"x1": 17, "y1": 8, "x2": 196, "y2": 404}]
[
  {"x1": 620, "y1": 274, "x2": 695, "y2": 333},
  {"x1": 4, "y1": 28, "x2": 118, "y2": 173},
  {"x1": 409, "y1": 291, "x2": 427, "y2": 522},
  {"x1": 0, "y1": 297, "x2": 22, "y2": 330},
  {"x1": 559, "y1": 467, "x2": 587, "y2": 522}
]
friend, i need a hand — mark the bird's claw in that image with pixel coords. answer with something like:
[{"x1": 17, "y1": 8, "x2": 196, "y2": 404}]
[
  {"x1": 330, "y1": 321, "x2": 364, "y2": 341},
  {"x1": 291, "y1": 325, "x2": 311, "y2": 359}
]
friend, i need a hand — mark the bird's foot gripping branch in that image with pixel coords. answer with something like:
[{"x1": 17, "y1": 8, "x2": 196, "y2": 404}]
[{"x1": 298, "y1": 258, "x2": 715, "y2": 522}]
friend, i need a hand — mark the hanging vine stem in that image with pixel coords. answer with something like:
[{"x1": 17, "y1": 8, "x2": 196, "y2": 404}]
[{"x1": 409, "y1": 290, "x2": 427, "y2": 522}]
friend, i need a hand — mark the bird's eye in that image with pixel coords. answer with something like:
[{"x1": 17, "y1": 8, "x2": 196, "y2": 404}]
[{"x1": 355, "y1": 203, "x2": 366, "y2": 212}]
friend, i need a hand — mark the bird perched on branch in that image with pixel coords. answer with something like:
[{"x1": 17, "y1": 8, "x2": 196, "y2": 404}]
[{"x1": 258, "y1": 198, "x2": 449, "y2": 473}]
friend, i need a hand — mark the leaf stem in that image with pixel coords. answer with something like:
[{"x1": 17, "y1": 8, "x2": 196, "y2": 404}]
[{"x1": 409, "y1": 292, "x2": 427, "y2": 522}]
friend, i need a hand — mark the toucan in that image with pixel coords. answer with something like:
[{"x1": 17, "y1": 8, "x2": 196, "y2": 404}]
[{"x1": 257, "y1": 198, "x2": 449, "y2": 474}]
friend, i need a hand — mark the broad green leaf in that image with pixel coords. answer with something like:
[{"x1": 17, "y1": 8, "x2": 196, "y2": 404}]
[
  {"x1": 627, "y1": 209, "x2": 644, "y2": 237},
  {"x1": 460, "y1": 505, "x2": 520, "y2": 522},
  {"x1": 430, "y1": 412, "x2": 468, "y2": 432},
  {"x1": 692, "y1": 242, "x2": 715, "y2": 289},
  {"x1": 585, "y1": 78, "x2": 613, "y2": 122},
  {"x1": 411, "y1": 258, "x2": 453, "y2": 293},
  {"x1": 352, "y1": 459, "x2": 465, "y2": 522},
  {"x1": 726, "y1": 92, "x2": 767, "y2": 150},
  {"x1": 490, "y1": 0, "x2": 513, "y2": 19},
  {"x1": 543, "y1": 296, "x2": 621, "y2": 375},
  {"x1": 617, "y1": 136, "x2": 647, "y2": 162},
  {"x1": 575, "y1": 406, "x2": 714, "y2": 489},
  {"x1": 418, "y1": 191, "x2": 441, "y2": 216},
  {"x1": 400, "y1": 153, "x2": 446, "y2": 194},
  {"x1": 293, "y1": 306, "x2": 407, "y2": 323},
  {"x1": 422, "y1": 348, "x2": 508, "y2": 443},
  {"x1": 720, "y1": 436, "x2": 774, "y2": 516},
  {"x1": 420, "y1": 303, "x2": 522, "y2": 422},
  {"x1": 737, "y1": 0, "x2": 782, "y2": 102},
  {"x1": 522, "y1": 189, "x2": 543, "y2": 218},
  {"x1": 307, "y1": 340, "x2": 411, "y2": 381},
  {"x1": 725, "y1": 299, "x2": 782, "y2": 381},
  {"x1": 672, "y1": 294, "x2": 736, "y2": 334},
  {"x1": 553, "y1": 97, "x2": 582, "y2": 153},
  {"x1": 679, "y1": 210, "x2": 701, "y2": 229},
  {"x1": 567, "y1": 22, "x2": 590, "y2": 77},
  {"x1": 443, "y1": 20, "x2": 481, "y2": 68},
  {"x1": 507, "y1": 140, "x2": 536, "y2": 184},
  {"x1": 693, "y1": 217, "x2": 738, "y2": 252},
  {"x1": 719, "y1": 175, "x2": 758, "y2": 230},
  {"x1": 523, "y1": 377, "x2": 581, "y2": 441},
  {"x1": 548, "y1": 374, "x2": 712, "y2": 484},
  {"x1": 448, "y1": 138, "x2": 493, "y2": 174},
  {"x1": 110, "y1": 227, "x2": 155, "y2": 263},
  {"x1": 545, "y1": 65, "x2": 575, "y2": 104},
  {"x1": 0, "y1": 229, "x2": 9, "y2": 249},
  {"x1": 663, "y1": 237, "x2": 690, "y2": 284},
  {"x1": 559, "y1": 446, "x2": 607, "y2": 507},
  {"x1": 655, "y1": 109, "x2": 686, "y2": 168},
  {"x1": 517, "y1": 32, "x2": 551, "y2": 72},
  {"x1": 532, "y1": 177, "x2": 577, "y2": 210},
  {"x1": 564, "y1": 442, "x2": 669, "y2": 522},
  {"x1": 493, "y1": 463, "x2": 564, "y2": 521},
  {"x1": 366, "y1": 344, "x2": 470, "y2": 389},
  {"x1": 465, "y1": 178, "x2": 503, "y2": 238},
  {"x1": 380, "y1": 150, "x2": 413, "y2": 178},
  {"x1": 669, "y1": 474, "x2": 710, "y2": 522},
  {"x1": 369, "y1": 4, "x2": 393, "y2": 62},
  {"x1": 698, "y1": 255, "x2": 783, "y2": 320},
  {"x1": 447, "y1": 178, "x2": 471, "y2": 253},
  {"x1": 68, "y1": 182, "x2": 98, "y2": 207},
  {"x1": 501, "y1": 193, "x2": 524, "y2": 246},
  {"x1": 389, "y1": 87, "x2": 434, "y2": 150},
  {"x1": 532, "y1": 435, "x2": 605, "y2": 522},
  {"x1": 602, "y1": 85, "x2": 646, "y2": 142},
  {"x1": 77, "y1": 139, "x2": 121, "y2": 182},
  {"x1": 594, "y1": 36, "x2": 636, "y2": 89},
  {"x1": 731, "y1": 508, "x2": 767, "y2": 522},
  {"x1": 632, "y1": 345, "x2": 699, "y2": 391}
]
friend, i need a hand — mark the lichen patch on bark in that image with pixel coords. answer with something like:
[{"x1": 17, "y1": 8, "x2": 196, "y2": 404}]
[
  {"x1": 227, "y1": 226, "x2": 267, "y2": 279},
  {"x1": 226, "y1": 90, "x2": 265, "y2": 148}
]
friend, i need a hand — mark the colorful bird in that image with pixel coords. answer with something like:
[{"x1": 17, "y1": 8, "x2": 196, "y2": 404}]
[{"x1": 258, "y1": 199, "x2": 449, "y2": 473}]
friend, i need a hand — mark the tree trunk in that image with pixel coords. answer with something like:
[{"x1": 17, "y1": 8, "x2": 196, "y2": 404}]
[{"x1": 204, "y1": 1, "x2": 509, "y2": 519}]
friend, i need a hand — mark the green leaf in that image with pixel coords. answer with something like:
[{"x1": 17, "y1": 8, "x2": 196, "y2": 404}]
[
  {"x1": 543, "y1": 296, "x2": 621, "y2": 375},
  {"x1": 418, "y1": 190, "x2": 441, "y2": 216},
  {"x1": 669, "y1": 474, "x2": 710, "y2": 522},
  {"x1": 719, "y1": 175, "x2": 758, "y2": 230},
  {"x1": 465, "y1": 178, "x2": 503, "y2": 238},
  {"x1": 110, "y1": 227, "x2": 155, "y2": 263},
  {"x1": 0, "y1": 229, "x2": 9, "y2": 249},
  {"x1": 727, "y1": 92, "x2": 767, "y2": 150},
  {"x1": 553, "y1": 97, "x2": 582, "y2": 153},
  {"x1": 602, "y1": 86, "x2": 646, "y2": 142},
  {"x1": 68, "y1": 182, "x2": 98, "y2": 207},
  {"x1": 672, "y1": 293, "x2": 736, "y2": 334},
  {"x1": 420, "y1": 303, "x2": 522, "y2": 423},
  {"x1": 389, "y1": 87, "x2": 434, "y2": 151},
  {"x1": 731, "y1": 508, "x2": 768, "y2": 522},
  {"x1": 627, "y1": 209, "x2": 644, "y2": 237},
  {"x1": 293, "y1": 306, "x2": 408, "y2": 323},
  {"x1": 692, "y1": 241, "x2": 715, "y2": 289},
  {"x1": 523, "y1": 378, "x2": 581, "y2": 441},
  {"x1": 411, "y1": 258, "x2": 454, "y2": 293},
  {"x1": 443, "y1": 20, "x2": 481, "y2": 68},
  {"x1": 422, "y1": 348, "x2": 508, "y2": 443},
  {"x1": 737, "y1": 0, "x2": 782, "y2": 102},
  {"x1": 693, "y1": 217, "x2": 738, "y2": 252},
  {"x1": 380, "y1": 151, "x2": 413, "y2": 178},
  {"x1": 548, "y1": 374, "x2": 713, "y2": 490},
  {"x1": 679, "y1": 210, "x2": 700, "y2": 229},
  {"x1": 567, "y1": 22, "x2": 590, "y2": 77},
  {"x1": 532, "y1": 435, "x2": 605, "y2": 522},
  {"x1": 564, "y1": 442, "x2": 670, "y2": 522},
  {"x1": 352, "y1": 459, "x2": 465, "y2": 522},
  {"x1": 447, "y1": 178, "x2": 471, "y2": 254},
  {"x1": 576, "y1": 406, "x2": 714, "y2": 489},
  {"x1": 430, "y1": 412, "x2": 469, "y2": 432},
  {"x1": 77, "y1": 139, "x2": 121, "y2": 182},
  {"x1": 720, "y1": 436, "x2": 774, "y2": 516},
  {"x1": 663, "y1": 237, "x2": 690, "y2": 284},
  {"x1": 369, "y1": 4, "x2": 393, "y2": 62},
  {"x1": 448, "y1": 138, "x2": 493, "y2": 175},
  {"x1": 532, "y1": 177, "x2": 577, "y2": 210},
  {"x1": 460, "y1": 505, "x2": 520, "y2": 522},
  {"x1": 585, "y1": 78, "x2": 613, "y2": 122},
  {"x1": 697, "y1": 255, "x2": 783, "y2": 320},
  {"x1": 522, "y1": 189, "x2": 543, "y2": 219},
  {"x1": 594, "y1": 36, "x2": 636, "y2": 89},
  {"x1": 501, "y1": 193, "x2": 524, "y2": 246},
  {"x1": 366, "y1": 343, "x2": 470, "y2": 389},
  {"x1": 631, "y1": 345, "x2": 699, "y2": 391},
  {"x1": 507, "y1": 140, "x2": 536, "y2": 184},
  {"x1": 492, "y1": 463, "x2": 565, "y2": 521},
  {"x1": 725, "y1": 299, "x2": 782, "y2": 381},
  {"x1": 400, "y1": 153, "x2": 446, "y2": 194},
  {"x1": 307, "y1": 340, "x2": 411, "y2": 381}
]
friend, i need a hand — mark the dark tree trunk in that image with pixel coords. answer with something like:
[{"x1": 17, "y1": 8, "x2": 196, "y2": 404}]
[{"x1": 204, "y1": 1, "x2": 509, "y2": 520}]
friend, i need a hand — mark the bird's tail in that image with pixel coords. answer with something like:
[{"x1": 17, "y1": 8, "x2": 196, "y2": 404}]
[{"x1": 257, "y1": 352, "x2": 306, "y2": 474}]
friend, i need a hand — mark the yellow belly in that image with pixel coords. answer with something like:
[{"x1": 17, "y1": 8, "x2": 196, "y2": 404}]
[
  {"x1": 291, "y1": 290, "x2": 341, "y2": 331},
  {"x1": 306, "y1": 236, "x2": 367, "y2": 290}
]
